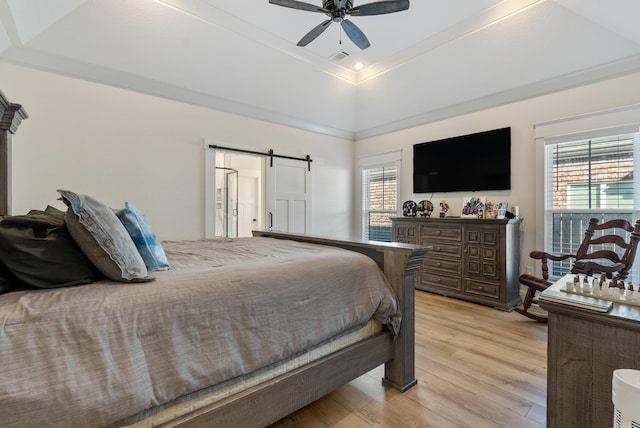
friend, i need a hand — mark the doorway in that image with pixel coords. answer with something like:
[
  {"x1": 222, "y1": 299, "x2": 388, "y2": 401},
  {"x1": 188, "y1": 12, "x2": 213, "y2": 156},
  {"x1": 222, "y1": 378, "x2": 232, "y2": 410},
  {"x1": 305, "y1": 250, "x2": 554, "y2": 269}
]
[
  {"x1": 214, "y1": 151, "x2": 262, "y2": 237},
  {"x1": 205, "y1": 143, "x2": 313, "y2": 238}
]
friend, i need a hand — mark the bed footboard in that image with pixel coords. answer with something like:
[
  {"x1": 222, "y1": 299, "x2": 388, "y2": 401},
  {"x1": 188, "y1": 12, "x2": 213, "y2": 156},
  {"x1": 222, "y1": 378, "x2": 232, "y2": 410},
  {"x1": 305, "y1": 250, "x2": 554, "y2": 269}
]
[
  {"x1": 252, "y1": 230, "x2": 429, "y2": 392},
  {"x1": 145, "y1": 232, "x2": 427, "y2": 428}
]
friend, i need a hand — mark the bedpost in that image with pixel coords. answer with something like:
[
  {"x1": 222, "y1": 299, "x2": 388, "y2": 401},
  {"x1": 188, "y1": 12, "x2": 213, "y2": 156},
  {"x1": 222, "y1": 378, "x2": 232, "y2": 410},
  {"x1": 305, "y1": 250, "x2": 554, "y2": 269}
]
[
  {"x1": 381, "y1": 245, "x2": 428, "y2": 391},
  {"x1": 0, "y1": 90, "x2": 28, "y2": 216}
]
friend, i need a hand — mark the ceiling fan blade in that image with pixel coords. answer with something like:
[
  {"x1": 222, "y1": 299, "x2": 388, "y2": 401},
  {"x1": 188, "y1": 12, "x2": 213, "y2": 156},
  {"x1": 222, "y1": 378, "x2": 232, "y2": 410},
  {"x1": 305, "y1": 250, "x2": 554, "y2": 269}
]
[
  {"x1": 348, "y1": 0, "x2": 409, "y2": 16},
  {"x1": 297, "y1": 19, "x2": 333, "y2": 46},
  {"x1": 341, "y1": 19, "x2": 370, "y2": 49},
  {"x1": 269, "y1": 0, "x2": 328, "y2": 13}
]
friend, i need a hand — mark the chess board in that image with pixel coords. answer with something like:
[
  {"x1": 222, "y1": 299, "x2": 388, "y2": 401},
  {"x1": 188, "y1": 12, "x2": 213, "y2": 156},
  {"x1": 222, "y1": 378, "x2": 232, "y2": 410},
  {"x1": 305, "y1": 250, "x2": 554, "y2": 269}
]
[{"x1": 561, "y1": 274, "x2": 640, "y2": 308}]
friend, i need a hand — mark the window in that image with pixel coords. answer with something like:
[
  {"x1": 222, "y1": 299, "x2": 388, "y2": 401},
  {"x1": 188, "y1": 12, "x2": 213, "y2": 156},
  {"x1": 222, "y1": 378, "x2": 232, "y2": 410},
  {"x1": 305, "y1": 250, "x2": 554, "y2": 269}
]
[
  {"x1": 544, "y1": 132, "x2": 639, "y2": 280},
  {"x1": 361, "y1": 164, "x2": 398, "y2": 242}
]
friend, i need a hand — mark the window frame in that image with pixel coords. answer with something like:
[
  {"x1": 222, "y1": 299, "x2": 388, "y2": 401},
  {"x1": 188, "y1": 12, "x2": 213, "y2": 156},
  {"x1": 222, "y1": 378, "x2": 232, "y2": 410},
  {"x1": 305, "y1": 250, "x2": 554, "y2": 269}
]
[
  {"x1": 542, "y1": 132, "x2": 640, "y2": 281},
  {"x1": 357, "y1": 151, "x2": 402, "y2": 242}
]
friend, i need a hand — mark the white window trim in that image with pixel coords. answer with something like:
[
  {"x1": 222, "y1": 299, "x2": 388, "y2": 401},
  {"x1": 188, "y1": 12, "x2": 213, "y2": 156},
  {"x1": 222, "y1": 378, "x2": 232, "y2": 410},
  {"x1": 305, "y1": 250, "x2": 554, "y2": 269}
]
[
  {"x1": 534, "y1": 105, "x2": 640, "y2": 255},
  {"x1": 534, "y1": 106, "x2": 640, "y2": 279}
]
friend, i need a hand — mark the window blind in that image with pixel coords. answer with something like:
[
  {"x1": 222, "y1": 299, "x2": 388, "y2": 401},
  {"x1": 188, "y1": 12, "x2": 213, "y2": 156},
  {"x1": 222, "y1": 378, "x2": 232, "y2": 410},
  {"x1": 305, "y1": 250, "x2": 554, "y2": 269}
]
[
  {"x1": 546, "y1": 134, "x2": 635, "y2": 210},
  {"x1": 362, "y1": 166, "x2": 397, "y2": 242}
]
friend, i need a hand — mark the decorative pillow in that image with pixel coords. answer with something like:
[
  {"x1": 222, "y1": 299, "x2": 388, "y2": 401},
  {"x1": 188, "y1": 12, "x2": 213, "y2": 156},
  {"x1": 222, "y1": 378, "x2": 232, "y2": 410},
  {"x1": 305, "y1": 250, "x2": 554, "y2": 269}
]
[
  {"x1": 0, "y1": 206, "x2": 102, "y2": 289},
  {"x1": 114, "y1": 202, "x2": 170, "y2": 271},
  {"x1": 58, "y1": 190, "x2": 153, "y2": 283},
  {"x1": 0, "y1": 260, "x2": 20, "y2": 295}
]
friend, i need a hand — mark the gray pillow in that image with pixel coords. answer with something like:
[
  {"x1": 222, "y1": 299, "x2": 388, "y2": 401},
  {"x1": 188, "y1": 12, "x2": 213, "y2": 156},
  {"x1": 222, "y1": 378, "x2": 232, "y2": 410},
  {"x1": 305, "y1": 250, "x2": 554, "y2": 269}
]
[{"x1": 58, "y1": 190, "x2": 153, "y2": 283}]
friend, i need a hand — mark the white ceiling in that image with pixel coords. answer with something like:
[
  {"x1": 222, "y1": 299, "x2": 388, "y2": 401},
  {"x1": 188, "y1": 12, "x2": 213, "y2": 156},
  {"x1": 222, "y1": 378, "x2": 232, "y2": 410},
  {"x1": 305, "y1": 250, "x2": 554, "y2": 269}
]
[{"x1": 1, "y1": 0, "x2": 640, "y2": 140}]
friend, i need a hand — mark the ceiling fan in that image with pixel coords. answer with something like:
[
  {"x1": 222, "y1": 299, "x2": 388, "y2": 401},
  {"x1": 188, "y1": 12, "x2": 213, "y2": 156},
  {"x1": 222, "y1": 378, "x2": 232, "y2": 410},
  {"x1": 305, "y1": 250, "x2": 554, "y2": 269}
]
[{"x1": 268, "y1": 0, "x2": 410, "y2": 50}]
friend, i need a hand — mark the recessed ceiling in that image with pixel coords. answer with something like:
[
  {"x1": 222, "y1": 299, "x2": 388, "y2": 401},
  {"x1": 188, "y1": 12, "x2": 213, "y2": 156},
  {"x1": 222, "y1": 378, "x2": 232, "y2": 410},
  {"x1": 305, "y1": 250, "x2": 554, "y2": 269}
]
[{"x1": 1, "y1": 0, "x2": 640, "y2": 139}]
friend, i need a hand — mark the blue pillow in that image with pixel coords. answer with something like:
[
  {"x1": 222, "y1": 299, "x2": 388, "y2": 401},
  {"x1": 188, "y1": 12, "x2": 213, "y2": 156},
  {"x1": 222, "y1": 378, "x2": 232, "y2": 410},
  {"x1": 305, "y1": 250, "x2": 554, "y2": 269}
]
[{"x1": 115, "y1": 202, "x2": 170, "y2": 272}]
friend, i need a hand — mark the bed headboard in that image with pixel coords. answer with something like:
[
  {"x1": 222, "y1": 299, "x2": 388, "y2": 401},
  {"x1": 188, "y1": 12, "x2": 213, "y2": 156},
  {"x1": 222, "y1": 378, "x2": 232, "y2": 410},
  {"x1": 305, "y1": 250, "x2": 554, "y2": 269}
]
[{"x1": 0, "y1": 90, "x2": 28, "y2": 216}]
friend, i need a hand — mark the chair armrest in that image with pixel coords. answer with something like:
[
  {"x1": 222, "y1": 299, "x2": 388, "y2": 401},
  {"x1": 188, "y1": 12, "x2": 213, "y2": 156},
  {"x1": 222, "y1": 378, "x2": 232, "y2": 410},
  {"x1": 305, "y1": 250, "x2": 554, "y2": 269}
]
[
  {"x1": 519, "y1": 273, "x2": 552, "y2": 291},
  {"x1": 529, "y1": 251, "x2": 576, "y2": 280},
  {"x1": 529, "y1": 250, "x2": 575, "y2": 262}
]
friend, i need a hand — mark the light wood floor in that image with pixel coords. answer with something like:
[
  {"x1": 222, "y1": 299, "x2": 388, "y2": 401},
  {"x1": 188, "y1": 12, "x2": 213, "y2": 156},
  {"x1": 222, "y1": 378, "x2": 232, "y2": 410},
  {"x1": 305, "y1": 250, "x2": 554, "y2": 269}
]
[{"x1": 271, "y1": 291, "x2": 548, "y2": 428}]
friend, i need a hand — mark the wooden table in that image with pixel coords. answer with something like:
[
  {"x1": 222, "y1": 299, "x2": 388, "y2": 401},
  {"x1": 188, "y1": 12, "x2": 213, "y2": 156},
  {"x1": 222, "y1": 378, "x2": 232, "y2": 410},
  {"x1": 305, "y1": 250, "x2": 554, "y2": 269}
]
[{"x1": 539, "y1": 274, "x2": 640, "y2": 428}]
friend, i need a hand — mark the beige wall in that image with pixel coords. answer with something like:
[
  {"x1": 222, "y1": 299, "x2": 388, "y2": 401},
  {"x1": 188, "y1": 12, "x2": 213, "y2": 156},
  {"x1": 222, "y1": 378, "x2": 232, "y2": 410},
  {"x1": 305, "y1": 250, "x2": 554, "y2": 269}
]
[
  {"x1": 0, "y1": 62, "x2": 354, "y2": 240},
  {"x1": 4, "y1": 59, "x2": 640, "y2": 276},
  {"x1": 354, "y1": 71, "x2": 640, "y2": 275}
]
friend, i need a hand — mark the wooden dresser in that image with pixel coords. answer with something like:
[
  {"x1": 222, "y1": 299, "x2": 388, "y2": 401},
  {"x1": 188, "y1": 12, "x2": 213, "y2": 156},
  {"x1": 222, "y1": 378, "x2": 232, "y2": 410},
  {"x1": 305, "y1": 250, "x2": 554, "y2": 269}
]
[
  {"x1": 391, "y1": 216, "x2": 522, "y2": 310},
  {"x1": 539, "y1": 277, "x2": 640, "y2": 428}
]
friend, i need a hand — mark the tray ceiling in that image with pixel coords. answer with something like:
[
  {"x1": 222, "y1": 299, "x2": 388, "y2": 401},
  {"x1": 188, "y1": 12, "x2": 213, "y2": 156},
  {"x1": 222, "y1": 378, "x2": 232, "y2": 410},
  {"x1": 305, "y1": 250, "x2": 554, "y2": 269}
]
[{"x1": 1, "y1": 0, "x2": 640, "y2": 139}]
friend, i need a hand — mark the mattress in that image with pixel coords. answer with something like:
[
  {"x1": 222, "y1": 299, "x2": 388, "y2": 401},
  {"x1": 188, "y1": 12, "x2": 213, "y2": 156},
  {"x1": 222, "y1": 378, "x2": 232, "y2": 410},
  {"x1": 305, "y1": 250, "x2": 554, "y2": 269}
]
[{"x1": 120, "y1": 320, "x2": 382, "y2": 427}]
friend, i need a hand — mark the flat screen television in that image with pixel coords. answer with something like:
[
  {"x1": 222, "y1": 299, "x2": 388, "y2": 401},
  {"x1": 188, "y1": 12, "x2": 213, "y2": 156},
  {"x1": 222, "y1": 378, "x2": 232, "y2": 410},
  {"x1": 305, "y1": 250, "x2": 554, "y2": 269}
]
[{"x1": 413, "y1": 127, "x2": 511, "y2": 193}]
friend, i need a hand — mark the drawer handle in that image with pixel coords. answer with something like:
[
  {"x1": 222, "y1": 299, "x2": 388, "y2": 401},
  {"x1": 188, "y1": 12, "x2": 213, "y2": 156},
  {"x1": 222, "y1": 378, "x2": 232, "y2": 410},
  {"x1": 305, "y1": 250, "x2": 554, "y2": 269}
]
[
  {"x1": 434, "y1": 278, "x2": 441, "y2": 283},
  {"x1": 435, "y1": 262, "x2": 441, "y2": 267},
  {"x1": 435, "y1": 230, "x2": 441, "y2": 235},
  {"x1": 435, "y1": 246, "x2": 441, "y2": 251}
]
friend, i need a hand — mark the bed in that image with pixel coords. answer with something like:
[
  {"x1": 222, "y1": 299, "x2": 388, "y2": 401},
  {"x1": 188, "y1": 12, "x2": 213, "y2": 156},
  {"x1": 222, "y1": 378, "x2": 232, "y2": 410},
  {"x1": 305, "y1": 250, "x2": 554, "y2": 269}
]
[{"x1": 0, "y1": 93, "x2": 428, "y2": 427}]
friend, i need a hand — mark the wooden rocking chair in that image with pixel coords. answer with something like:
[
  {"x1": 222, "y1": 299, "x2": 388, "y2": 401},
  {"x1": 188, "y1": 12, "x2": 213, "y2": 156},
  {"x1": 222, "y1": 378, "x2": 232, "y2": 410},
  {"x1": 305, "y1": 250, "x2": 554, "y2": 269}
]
[{"x1": 515, "y1": 218, "x2": 640, "y2": 323}]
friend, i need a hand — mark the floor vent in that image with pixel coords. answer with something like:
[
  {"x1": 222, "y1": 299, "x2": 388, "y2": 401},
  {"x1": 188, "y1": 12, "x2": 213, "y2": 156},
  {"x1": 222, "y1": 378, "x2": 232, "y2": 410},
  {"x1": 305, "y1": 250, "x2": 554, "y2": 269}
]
[{"x1": 330, "y1": 50, "x2": 350, "y2": 62}]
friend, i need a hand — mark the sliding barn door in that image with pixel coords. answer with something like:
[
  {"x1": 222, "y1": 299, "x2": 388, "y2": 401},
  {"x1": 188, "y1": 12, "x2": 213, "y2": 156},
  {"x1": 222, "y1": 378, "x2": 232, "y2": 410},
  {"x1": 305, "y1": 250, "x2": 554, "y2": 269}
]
[{"x1": 266, "y1": 157, "x2": 311, "y2": 233}]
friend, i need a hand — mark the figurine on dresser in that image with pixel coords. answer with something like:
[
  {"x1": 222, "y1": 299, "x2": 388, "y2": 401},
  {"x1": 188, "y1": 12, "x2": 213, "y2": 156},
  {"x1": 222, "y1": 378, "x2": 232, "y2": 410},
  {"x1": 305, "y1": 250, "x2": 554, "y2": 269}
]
[{"x1": 439, "y1": 201, "x2": 449, "y2": 218}]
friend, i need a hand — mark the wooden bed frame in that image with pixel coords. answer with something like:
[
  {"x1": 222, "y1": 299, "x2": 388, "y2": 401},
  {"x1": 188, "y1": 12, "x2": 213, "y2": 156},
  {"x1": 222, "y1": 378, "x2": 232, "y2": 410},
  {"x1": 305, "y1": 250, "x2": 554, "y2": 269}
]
[
  {"x1": 0, "y1": 91, "x2": 428, "y2": 427},
  {"x1": 166, "y1": 231, "x2": 428, "y2": 427}
]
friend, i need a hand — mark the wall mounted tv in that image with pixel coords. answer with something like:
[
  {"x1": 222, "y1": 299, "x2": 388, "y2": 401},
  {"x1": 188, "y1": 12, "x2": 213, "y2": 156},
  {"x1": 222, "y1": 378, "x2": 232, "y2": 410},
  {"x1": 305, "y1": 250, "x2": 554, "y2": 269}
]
[{"x1": 413, "y1": 127, "x2": 511, "y2": 193}]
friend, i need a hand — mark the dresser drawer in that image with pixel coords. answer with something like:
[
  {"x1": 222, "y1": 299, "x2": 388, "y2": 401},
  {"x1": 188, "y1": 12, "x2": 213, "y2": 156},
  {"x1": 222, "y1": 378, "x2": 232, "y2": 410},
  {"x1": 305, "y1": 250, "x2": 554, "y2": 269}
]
[
  {"x1": 423, "y1": 258, "x2": 463, "y2": 275},
  {"x1": 421, "y1": 240, "x2": 462, "y2": 259},
  {"x1": 420, "y1": 226, "x2": 462, "y2": 242},
  {"x1": 420, "y1": 272, "x2": 462, "y2": 291},
  {"x1": 465, "y1": 279, "x2": 499, "y2": 299}
]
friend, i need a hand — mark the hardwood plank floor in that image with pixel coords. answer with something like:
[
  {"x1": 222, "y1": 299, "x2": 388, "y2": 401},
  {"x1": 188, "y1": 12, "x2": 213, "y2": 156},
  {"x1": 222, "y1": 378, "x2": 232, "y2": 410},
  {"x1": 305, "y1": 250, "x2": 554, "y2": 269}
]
[{"x1": 271, "y1": 291, "x2": 548, "y2": 427}]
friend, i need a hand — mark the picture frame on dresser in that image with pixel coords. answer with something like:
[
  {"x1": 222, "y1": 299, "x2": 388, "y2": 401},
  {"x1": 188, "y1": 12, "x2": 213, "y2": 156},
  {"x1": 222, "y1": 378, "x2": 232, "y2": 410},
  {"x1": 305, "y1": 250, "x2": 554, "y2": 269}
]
[
  {"x1": 461, "y1": 196, "x2": 486, "y2": 218},
  {"x1": 496, "y1": 202, "x2": 508, "y2": 219}
]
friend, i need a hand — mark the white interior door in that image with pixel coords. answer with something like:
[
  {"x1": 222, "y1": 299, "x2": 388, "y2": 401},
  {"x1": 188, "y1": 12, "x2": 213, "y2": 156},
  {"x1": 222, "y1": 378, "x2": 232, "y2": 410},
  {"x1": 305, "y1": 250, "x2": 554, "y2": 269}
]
[{"x1": 266, "y1": 157, "x2": 311, "y2": 233}]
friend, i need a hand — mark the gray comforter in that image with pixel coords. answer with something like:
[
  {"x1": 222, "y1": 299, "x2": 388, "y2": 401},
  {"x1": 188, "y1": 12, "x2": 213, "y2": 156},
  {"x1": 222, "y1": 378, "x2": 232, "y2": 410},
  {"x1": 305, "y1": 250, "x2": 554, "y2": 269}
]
[{"x1": 0, "y1": 237, "x2": 400, "y2": 427}]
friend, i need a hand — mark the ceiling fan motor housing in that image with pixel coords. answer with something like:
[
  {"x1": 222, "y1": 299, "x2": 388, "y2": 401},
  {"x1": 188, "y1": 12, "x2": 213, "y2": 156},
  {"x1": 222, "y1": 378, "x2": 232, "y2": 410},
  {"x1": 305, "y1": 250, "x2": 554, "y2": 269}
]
[{"x1": 324, "y1": 0, "x2": 353, "y2": 21}]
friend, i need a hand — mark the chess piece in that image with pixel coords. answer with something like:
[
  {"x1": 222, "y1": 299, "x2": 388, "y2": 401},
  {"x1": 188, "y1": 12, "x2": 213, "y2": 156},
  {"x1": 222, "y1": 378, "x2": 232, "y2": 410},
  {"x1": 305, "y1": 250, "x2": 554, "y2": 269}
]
[
  {"x1": 630, "y1": 283, "x2": 640, "y2": 302},
  {"x1": 565, "y1": 280, "x2": 574, "y2": 292}
]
